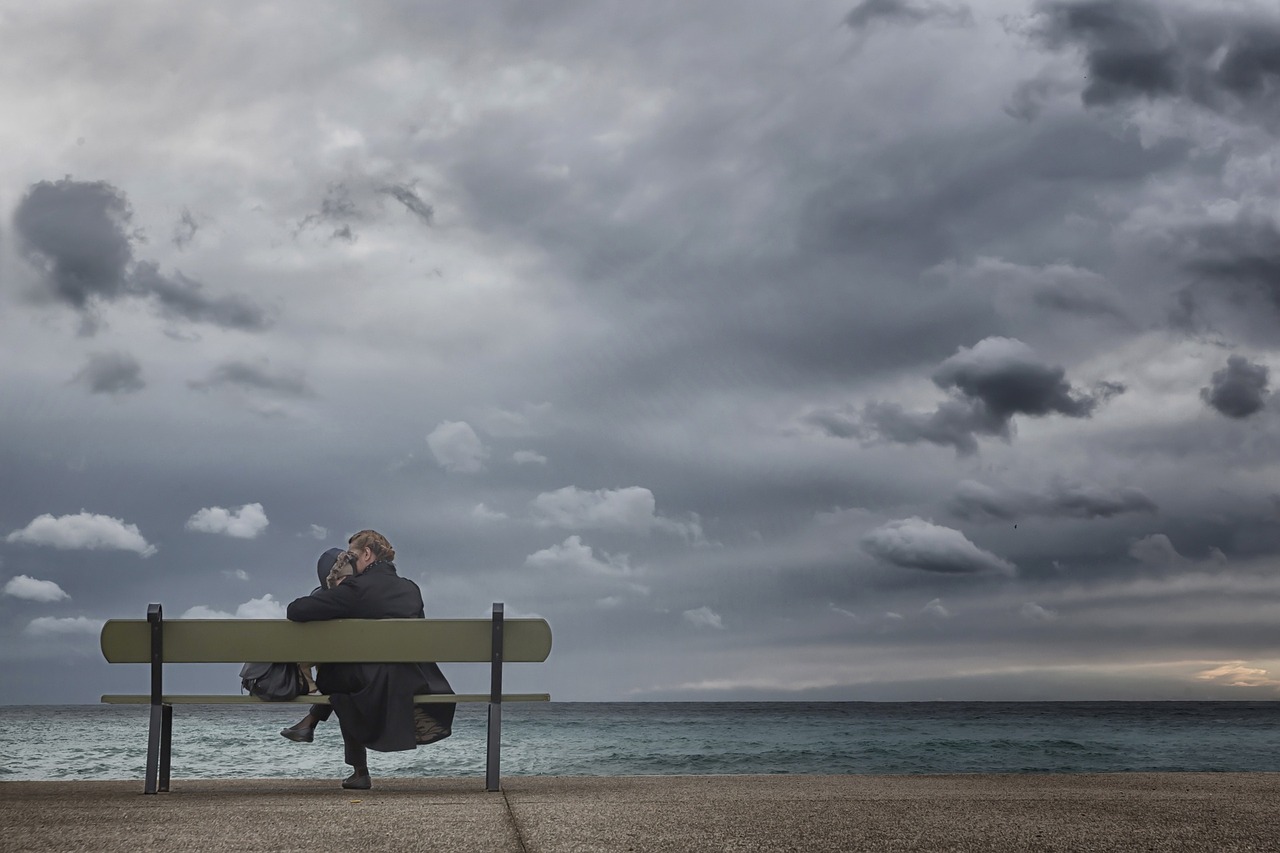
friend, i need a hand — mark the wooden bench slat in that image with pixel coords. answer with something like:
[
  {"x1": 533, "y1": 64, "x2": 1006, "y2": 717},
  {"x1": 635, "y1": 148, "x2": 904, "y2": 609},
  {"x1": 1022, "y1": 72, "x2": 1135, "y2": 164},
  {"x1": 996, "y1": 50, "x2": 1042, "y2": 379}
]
[
  {"x1": 99, "y1": 618, "x2": 552, "y2": 664},
  {"x1": 100, "y1": 693, "x2": 550, "y2": 705}
]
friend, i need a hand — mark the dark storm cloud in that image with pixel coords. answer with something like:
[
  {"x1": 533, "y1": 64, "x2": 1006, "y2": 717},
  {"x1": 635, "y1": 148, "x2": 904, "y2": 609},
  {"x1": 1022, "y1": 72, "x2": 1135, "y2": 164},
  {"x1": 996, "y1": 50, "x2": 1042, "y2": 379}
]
[
  {"x1": 932, "y1": 336, "x2": 1110, "y2": 419},
  {"x1": 801, "y1": 118, "x2": 1187, "y2": 266},
  {"x1": 1183, "y1": 214, "x2": 1280, "y2": 313},
  {"x1": 1033, "y1": 0, "x2": 1280, "y2": 121},
  {"x1": 187, "y1": 361, "x2": 315, "y2": 398},
  {"x1": 70, "y1": 351, "x2": 145, "y2": 395},
  {"x1": 811, "y1": 338, "x2": 1124, "y2": 455},
  {"x1": 845, "y1": 0, "x2": 972, "y2": 29},
  {"x1": 419, "y1": 7, "x2": 1187, "y2": 407},
  {"x1": 12, "y1": 178, "x2": 270, "y2": 332},
  {"x1": 950, "y1": 479, "x2": 1158, "y2": 521},
  {"x1": 13, "y1": 178, "x2": 134, "y2": 309},
  {"x1": 1201, "y1": 355, "x2": 1270, "y2": 419},
  {"x1": 858, "y1": 398, "x2": 998, "y2": 456},
  {"x1": 378, "y1": 183, "x2": 434, "y2": 226},
  {"x1": 131, "y1": 262, "x2": 270, "y2": 331}
]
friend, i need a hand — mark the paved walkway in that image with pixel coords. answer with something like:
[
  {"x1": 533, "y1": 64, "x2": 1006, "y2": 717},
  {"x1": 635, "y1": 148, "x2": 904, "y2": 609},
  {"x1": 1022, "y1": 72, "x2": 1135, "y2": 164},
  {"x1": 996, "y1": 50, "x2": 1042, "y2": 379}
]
[{"x1": 4, "y1": 773, "x2": 1279, "y2": 851}]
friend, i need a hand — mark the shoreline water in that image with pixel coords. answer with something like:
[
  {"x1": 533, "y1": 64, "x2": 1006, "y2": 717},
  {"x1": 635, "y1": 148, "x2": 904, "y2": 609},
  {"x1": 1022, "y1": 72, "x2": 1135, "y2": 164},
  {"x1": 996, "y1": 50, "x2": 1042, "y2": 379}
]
[{"x1": 6, "y1": 701, "x2": 1280, "y2": 781}]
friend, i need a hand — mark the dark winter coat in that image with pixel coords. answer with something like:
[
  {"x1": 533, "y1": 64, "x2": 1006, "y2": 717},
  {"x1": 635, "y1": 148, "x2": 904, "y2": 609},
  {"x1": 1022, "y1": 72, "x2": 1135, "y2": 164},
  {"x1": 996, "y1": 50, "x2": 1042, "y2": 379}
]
[{"x1": 287, "y1": 560, "x2": 455, "y2": 752}]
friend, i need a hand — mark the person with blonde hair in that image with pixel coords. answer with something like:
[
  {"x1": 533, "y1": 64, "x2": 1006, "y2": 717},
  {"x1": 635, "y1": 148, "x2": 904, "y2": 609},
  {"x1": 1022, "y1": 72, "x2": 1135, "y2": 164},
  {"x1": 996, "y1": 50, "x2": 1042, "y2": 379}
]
[{"x1": 285, "y1": 530, "x2": 455, "y2": 790}]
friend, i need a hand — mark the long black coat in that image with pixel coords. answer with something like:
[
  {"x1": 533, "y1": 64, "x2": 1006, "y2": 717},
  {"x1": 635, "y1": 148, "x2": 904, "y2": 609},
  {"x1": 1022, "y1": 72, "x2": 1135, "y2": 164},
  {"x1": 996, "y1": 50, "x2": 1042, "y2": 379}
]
[{"x1": 287, "y1": 561, "x2": 455, "y2": 752}]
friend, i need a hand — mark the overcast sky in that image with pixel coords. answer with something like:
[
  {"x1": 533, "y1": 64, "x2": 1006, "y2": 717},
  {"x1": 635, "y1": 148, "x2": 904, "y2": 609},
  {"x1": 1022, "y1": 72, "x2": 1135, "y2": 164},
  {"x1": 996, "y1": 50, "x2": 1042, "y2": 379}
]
[{"x1": 4, "y1": 0, "x2": 1280, "y2": 704}]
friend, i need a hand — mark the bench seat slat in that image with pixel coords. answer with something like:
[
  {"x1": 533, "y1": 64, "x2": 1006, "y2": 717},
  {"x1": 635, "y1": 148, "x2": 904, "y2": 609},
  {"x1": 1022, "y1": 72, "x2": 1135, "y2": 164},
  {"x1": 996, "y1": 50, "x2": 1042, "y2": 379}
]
[
  {"x1": 100, "y1": 618, "x2": 552, "y2": 664},
  {"x1": 101, "y1": 693, "x2": 550, "y2": 704}
]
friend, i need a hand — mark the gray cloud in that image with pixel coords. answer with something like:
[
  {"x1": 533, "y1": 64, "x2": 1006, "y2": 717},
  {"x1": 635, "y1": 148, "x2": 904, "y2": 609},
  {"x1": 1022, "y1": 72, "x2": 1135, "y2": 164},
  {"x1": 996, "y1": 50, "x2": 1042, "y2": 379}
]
[
  {"x1": 187, "y1": 361, "x2": 315, "y2": 398},
  {"x1": 172, "y1": 208, "x2": 198, "y2": 249},
  {"x1": 12, "y1": 178, "x2": 270, "y2": 332},
  {"x1": 933, "y1": 336, "x2": 1107, "y2": 418},
  {"x1": 798, "y1": 118, "x2": 1187, "y2": 271},
  {"x1": 131, "y1": 262, "x2": 270, "y2": 331},
  {"x1": 812, "y1": 337, "x2": 1124, "y2": 455},
  {"x1": 859, "y1": 398, "x2": 1000, "y2": 456},
  {"x1": 861, "y1": 517, "x2": 1016, "y2": 575},
  {"x1": 13, "y1": 178, "x2": 134, "y2": 309},
  {"x1": 71, "y1": 351, "x2": 145, "y2": 396},
  {"x1": 378, "y1": 183, "x2": 434, "y2": 226},
  {"x1": 296, "y1": 181, "x2": 363, "y2": 242},
  {"x1": 931, "y1": 257, "x2": 1130, "y2": 322},
  {"x1": 1201, "y1": 355, "x2": 1269, "y2": 419},
  {"x1": 950, "y1": 479, "x2": 1159, "y2": 521},
  {"x1": 846, "y1": 0, "x2": 973, "y2": 30},
  {"x1": 1183, "y1": 214, "x2": 1280, "y2": 314},
  {"x1": 295, "y1": 180, "x2": 433, "y2": 241},
  {"x1": 1129, "y1": 532, "x2": 1183, "y2": 567},
  {"x1": 1033, "y1": 0, "x2": 1280, "y2": 122}
]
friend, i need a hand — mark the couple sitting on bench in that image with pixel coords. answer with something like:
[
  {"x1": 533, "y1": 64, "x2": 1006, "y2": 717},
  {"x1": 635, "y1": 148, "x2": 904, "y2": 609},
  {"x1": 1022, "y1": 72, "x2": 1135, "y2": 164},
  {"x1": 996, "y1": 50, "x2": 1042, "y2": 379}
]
[{"x1": 280, "y1": 529, "x2": 455, "y2": 791}]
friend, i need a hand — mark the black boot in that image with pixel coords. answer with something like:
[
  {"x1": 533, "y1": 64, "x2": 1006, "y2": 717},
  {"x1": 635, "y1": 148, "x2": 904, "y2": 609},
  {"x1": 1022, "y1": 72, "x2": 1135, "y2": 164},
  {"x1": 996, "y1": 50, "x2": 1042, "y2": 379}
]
[
  {"x1": 342, "y1": 768, "x2": 372, "y2": 790},
  {"x1": 280, "y1": 721, "x2": 315, "y2": 743}
]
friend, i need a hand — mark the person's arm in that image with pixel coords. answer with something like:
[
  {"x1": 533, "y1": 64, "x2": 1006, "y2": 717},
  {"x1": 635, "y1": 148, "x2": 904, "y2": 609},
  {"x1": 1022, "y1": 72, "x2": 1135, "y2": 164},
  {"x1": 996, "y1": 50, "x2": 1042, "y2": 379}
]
[{"x1": 287, "y1": 583, "x2": 358, "y2": 622}]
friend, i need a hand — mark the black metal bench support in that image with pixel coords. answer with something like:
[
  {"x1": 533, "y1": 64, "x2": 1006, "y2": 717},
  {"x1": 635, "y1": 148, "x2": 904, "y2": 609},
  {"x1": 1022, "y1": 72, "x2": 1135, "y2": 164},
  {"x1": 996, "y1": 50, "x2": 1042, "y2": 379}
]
[
  {"x1": 486, "y1": 602, "x2": 504, "y2": 792},
  {"x1": 144, "y1": 603, "x2": 171, "y2": 794}
]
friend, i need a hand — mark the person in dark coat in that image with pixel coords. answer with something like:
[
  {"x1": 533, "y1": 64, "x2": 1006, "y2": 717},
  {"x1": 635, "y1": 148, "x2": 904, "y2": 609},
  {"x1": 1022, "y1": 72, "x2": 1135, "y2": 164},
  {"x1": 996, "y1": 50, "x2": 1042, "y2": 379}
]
[
  {"x1": 280, "y1": 547, "x2": 353, "y2": 730},
  {"x1": 284, "y1": 530, "x2": 456, "y2": 790}
]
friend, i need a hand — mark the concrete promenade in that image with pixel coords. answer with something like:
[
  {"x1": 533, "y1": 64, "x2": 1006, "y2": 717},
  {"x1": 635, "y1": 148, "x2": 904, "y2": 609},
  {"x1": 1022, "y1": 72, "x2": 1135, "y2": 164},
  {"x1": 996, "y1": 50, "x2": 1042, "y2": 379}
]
[{"x1": 3, "y1": 773, "x2": 1279, "y2": 852}]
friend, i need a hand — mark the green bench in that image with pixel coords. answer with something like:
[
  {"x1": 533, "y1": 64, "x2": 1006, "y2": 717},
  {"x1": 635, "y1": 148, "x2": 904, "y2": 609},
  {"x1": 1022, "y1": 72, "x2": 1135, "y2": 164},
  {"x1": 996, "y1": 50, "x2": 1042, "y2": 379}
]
[{"x1": 99, "y1": 602, "x2": 552, "y2": 794}]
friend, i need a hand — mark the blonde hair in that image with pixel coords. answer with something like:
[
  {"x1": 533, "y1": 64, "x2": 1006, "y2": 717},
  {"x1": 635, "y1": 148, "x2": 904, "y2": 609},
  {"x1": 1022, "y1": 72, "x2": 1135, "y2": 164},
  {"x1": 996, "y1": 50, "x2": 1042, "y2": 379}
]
[
  {"x1": 325, "y1": 551, "x2": 356, "y2": 588},
  {"x1": 349, "y1": 529, "x2": 395, "y2": 562}
]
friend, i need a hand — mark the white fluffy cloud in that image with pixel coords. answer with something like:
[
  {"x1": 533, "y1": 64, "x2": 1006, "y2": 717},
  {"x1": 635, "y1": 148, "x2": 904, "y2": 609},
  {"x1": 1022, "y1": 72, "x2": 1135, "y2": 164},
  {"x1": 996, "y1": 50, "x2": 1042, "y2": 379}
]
[
  {"x1": 530, "y1": 485, "x2": 703, "y2": 540},
  {"x1": 532, "y1": 486, "x2": 656, "y2": 529},
  {"x1": 525, "y1": 535, "x2": 632, "y2": 576},
  {"x1": 862, "y1": 517, "x2": 1016, "y2": 576},
  {"x1": 3, "y1": 575, "x2": 70, "y2": 602},
  {"x1": 25, "y1": 616, "x2": 104, "y2": 636},
  {"x1": 185, "y1": 503, "x2": 269, "y2": 539},
  {"x1": 180, "y1": 593, "x2": 286, "y2": 619},
  {"x1": 426, "y1": 420, "x2": 488, "y2": 473},
  {"x1": 5, "y1": 511, "x2": 156, "y2": 557},
  {"x1": 683, "y1": 606, "x2": 724, "y2": 629}
]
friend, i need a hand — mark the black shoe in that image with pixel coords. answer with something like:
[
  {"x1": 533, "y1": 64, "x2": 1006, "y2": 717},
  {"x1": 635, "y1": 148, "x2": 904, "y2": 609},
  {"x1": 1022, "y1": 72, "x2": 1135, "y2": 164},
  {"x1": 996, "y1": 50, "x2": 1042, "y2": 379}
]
[
  {"x1": 342, "y1": 771, "x2": 372, "y2": 790},
  {"x1": 280, "y1": 723, "x2": 314, "y2": 743}
]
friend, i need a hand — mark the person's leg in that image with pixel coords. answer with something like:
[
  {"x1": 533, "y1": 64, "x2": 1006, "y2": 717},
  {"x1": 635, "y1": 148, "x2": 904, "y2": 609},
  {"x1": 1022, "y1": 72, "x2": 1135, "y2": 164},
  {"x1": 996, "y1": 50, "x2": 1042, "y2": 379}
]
[
  {"x1": 298, "y1": 664, "x2": 320, "y2": 695},
  {"x1": 280, "y1": 703, "x2": 331, "y2": 742},
  {"x1": 341, "y1": 735, "x2": 370, "y2": 790}
]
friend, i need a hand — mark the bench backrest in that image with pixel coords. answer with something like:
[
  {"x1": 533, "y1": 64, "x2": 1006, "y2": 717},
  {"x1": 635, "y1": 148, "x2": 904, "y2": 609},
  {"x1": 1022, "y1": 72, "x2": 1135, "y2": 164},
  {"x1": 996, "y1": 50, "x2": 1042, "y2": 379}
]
[{"x1": 100, "y1": 618, "x2": 552, "y2": 664}]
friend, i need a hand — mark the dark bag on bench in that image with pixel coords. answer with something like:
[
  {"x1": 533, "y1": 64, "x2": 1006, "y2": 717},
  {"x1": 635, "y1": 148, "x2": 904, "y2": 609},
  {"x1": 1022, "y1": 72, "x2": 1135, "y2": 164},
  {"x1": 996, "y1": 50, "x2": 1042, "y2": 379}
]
[{"x1": 239, "y1": 662, "x2": 306, "y2": 701}]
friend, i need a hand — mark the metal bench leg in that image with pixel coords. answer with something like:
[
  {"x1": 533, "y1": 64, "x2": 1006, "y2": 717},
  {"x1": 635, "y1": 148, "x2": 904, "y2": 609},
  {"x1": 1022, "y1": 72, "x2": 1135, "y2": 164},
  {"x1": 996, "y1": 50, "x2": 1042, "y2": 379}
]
[
  {"x1": 144, "y1": 602, "x2": 165, "y2": 794},
  {"x1": 144, "y1": 705, "x2": 163, "y2": 794},
  {"x1": 159, "y1": 704, "x2": 173, "y2": 792},
  {"x1": 486, "y1": 703, "x2": 502, "y2": 792},
  {"x1": 485, "y1": 602, "x2": 504, "y2": 792}
]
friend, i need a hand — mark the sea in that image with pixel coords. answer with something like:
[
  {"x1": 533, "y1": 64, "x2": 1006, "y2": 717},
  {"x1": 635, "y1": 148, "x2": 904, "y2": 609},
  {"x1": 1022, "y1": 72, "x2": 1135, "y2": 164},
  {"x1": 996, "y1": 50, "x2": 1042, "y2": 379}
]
[{"x1": 3, "y1": 702, "x2": 1280, "y2": 782}]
